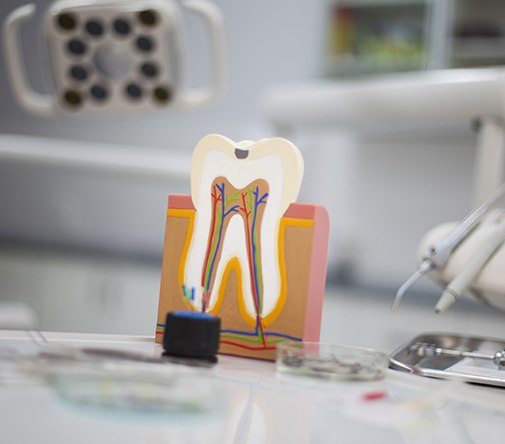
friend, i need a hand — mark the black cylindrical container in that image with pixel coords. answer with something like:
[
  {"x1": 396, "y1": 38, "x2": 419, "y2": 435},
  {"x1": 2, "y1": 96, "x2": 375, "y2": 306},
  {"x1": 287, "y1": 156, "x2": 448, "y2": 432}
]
[{"x1": 163, "y1": 311, "x2": 221, "y2": 362}]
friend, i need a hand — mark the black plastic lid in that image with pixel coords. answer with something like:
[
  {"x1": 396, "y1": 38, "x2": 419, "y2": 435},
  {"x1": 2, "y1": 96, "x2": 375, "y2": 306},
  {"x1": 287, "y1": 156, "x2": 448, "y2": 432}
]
[{"x1": 163, "y1": 311, "x2": 221, "y2": 362}]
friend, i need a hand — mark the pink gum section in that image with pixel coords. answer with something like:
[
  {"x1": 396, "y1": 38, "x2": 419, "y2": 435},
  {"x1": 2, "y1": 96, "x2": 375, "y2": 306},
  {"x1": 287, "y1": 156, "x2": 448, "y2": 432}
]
[
  {"x1": 168, "y1": 195, "x2": 195, "y2": 210},
  {"x1": 167, "y1": 194, "x2": 330, "y2": 343},
  {"x1": 303, "y1": 205, "x2": 329, "y2": 342}
]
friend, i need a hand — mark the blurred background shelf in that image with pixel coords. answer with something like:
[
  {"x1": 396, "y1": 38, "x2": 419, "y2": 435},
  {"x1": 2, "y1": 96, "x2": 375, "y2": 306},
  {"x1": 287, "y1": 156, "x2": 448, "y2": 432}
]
[
  {"x1": 325, "y1": 0, "x2": 437, "y2": 76},
  {"x1": 263, "y1": 68, "x2": 505, "y2": 132},
  {"x1": 452, "y1": 38, "x2": 505, "y2": 62},
  {"x1": 325, "y1": 0, "x2": 505, "y2": 77}
]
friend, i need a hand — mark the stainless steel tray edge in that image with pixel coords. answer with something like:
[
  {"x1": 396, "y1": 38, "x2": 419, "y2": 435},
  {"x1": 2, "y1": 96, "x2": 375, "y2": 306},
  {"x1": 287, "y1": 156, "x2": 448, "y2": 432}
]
[{"x1": 389, "y1": 332, "x2": 505, "y2": 388}]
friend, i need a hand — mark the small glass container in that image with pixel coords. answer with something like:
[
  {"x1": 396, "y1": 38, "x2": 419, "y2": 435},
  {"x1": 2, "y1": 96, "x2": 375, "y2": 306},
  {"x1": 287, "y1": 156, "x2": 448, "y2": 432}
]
[
  {"x1": 17, "y1": 346, "x2": 224, "y2": 415},
  {"x1": 276, "y1": 342, "x2": 388, "y2": 381}
]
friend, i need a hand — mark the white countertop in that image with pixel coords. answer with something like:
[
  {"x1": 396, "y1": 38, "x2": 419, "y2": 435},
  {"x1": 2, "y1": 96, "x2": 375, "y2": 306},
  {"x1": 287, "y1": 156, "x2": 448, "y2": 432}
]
[{"x1": 0, "y1": 331, "x2": 504, "y2": 444}]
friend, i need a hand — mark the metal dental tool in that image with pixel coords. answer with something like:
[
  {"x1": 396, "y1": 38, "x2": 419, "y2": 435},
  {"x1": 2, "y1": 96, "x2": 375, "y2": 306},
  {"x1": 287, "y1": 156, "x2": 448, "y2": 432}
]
[
  {"x1": 392, "y1": 181, "x2": 505, "y2": 310},
  {"x1": 409, "y1": 342, "x2": 505, "y2": 370},
  {"x1": 434, "y1": 211, "x2": 505, "y2": 314}
]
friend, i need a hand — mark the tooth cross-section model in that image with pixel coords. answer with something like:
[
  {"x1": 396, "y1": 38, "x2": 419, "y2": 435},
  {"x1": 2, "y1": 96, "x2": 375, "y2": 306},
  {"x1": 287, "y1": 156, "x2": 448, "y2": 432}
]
[{"x1": 156, "y1": 134, "x2": 330, "y2": 360}]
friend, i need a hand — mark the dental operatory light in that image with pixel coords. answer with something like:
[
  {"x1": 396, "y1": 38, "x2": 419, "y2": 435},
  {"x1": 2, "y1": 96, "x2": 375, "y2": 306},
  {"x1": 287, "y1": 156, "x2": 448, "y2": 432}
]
[{"x1": 3, "y1": 0, "x2": 227, "y2": 117}]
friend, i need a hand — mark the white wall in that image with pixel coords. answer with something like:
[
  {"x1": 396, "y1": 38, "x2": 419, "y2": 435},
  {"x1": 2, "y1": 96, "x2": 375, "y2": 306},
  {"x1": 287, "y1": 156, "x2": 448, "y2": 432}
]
[{"x1": 296, "y1": 129, "x2": 477, "y2": 289}]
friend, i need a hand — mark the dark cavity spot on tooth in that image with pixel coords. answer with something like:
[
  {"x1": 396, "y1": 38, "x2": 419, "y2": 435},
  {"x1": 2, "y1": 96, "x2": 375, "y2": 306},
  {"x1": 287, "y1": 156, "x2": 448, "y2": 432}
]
[{"x1": 235, "y1": 148, "x2": 249, "y2": 159}]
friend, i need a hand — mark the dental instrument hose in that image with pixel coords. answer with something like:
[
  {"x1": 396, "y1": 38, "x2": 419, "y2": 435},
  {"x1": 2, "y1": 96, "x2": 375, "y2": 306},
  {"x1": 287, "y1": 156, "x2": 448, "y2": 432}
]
[{"x1": 392, "y1": 181, "x2": 505, "y2": 310}]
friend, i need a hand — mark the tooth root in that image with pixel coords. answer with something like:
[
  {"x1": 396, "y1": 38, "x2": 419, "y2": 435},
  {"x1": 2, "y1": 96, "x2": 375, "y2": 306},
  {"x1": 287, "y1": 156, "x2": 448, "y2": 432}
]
[
  {"x1": 207, "y1": 216, "x2": 253, "y2": 313},
  {"x1": 256, "y1": 198, "x2": 280, "y2": 317},
  {"x1": 239, "y1": 180, "x2": 270, "y2": 318},
  {"x1": 186, "y1": 177, "x2": 270, "y2": 318}
]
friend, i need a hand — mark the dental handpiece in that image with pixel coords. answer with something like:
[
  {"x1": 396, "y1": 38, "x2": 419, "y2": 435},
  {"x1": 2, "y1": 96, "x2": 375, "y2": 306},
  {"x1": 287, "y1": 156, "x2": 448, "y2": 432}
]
[
  {"x1": 434, "y1": 214, "x2": 505, "y2": 314},
  {"x1": 409, "y1": 342, "x2": 505, "y2": 369},
  {"x1": 392, "y1": 182, "x2": 505, "y2": 310}
]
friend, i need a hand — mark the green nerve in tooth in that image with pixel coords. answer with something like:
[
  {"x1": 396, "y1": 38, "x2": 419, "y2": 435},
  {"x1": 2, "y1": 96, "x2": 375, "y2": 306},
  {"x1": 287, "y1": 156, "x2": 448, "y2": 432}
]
[
  {"x1": 226, "y1": 192, "x2": 239, "y2": 206},
  {"x1": 247, "y1": 188, "x2": 253, "y2": 212},
  {"x1": 253, "y1": 226, "x2": 263, "y2": 313}
]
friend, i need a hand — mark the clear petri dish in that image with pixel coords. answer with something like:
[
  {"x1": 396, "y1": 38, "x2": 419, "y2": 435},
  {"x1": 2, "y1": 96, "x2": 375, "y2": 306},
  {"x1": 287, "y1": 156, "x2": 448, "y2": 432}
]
[
  {"x1": 17, "y1": 346, "x2": 224, "y2": 415},
  {"x1": 276, "y1": 342, "x2": 388, "y2": 381}
]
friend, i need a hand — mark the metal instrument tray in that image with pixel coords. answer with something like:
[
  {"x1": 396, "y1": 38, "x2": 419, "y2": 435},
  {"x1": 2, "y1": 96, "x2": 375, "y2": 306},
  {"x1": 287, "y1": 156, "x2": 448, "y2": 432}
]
[{"x1": 389, "y1": 332, "x2": 505, "y2": 388}]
